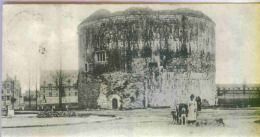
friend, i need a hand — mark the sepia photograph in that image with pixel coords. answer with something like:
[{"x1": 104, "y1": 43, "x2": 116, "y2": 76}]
[{"x1": 1, "y1": 3, "x2": 260, "y2": 137}]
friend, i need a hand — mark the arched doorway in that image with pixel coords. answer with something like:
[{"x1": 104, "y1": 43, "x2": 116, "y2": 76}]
[{"x1": 112, "y1": 98, "x2": 118, "y2": 109}]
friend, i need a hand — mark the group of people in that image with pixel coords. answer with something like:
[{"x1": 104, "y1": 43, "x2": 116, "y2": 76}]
[{"x1": 171, "y1": 94, "x2": 202, "y2": 125}]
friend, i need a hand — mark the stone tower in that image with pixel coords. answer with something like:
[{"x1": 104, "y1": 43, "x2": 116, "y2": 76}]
[{"x1": 78, "y1": 8, "x2": 216, "y2": 109}]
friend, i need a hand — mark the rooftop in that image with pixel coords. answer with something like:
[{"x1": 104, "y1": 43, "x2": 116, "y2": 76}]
[
  {"x1": 40, "y1": 70, "x2": 78, "y2": 86},
  {"x1": 79, "y1": 7, "x2": 214, "y2": 27},
  {"x1": 217, "y1": 84, "x2": 260, "y2": 88}
]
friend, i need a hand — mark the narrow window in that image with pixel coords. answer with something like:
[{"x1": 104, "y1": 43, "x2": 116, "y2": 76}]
[
  {"x1": 48, "y1": 84, "x2": 52, "y2": 90},
  {"x1": 74, "y1": 84, "x2": 78, "y2": 89},
  {"x1": 85, "y1": 63, "x2": 88, "y2": 72},
  {"x1": 103, "y1": 53, "x2": 105, "y2": 61},
  {"x1": 96, "y1": 51, "x2": 106, "y2": 62},
  {"x1": 97, "y1": 53, "x2": 100, "y2": 61}
]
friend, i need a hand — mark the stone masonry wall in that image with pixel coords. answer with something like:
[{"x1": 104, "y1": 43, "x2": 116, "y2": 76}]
[{"x1": 78, "y1": 8, "x2": 216, "y2": 109}]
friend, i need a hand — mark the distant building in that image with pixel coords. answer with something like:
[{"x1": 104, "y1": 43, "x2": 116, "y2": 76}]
[
  {"x1": 24, "y1": 90, "x2": 36, "y2": 98},
  {"x1": 1, "y1": 75, "x2": 24, "y2": 111},
  {"x1": 37, "y1": 70, "x2": 78, "y2": 110},
  {"x1": 217, "y1": 84, "x2": 260, "y2": 107}
]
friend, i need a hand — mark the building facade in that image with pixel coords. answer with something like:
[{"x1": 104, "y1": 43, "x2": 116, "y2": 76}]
[
  {"x1": 1, "y1": 75, "x2": 24, "y2": 111},
  {"x1": 217, "y1": 84, "x2": 260, "y2": 107},
  {"x1": 78, "y1": 8, "x2": 216, "y2": 109},
  {"x1": 37, "y1": 70, "x2": 78, "y2": 110}
]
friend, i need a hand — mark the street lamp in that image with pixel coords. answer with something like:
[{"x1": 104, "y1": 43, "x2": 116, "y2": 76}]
[{"x1": 11, "y1": 80, "x2": 17, "y2": 110}]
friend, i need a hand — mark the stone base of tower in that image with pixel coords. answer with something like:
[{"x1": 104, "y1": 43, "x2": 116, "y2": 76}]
[{"x1": 78, "y1": 71, "x2": 216, "y2": 109}]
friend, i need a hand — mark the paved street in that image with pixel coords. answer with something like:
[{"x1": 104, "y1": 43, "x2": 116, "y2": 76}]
[
  {"x1": 2, "y1": 115, "x2": 118, "y2": 128},
  {"x1": 2, "y1": 108, "x2": 260, "y2": 137}
]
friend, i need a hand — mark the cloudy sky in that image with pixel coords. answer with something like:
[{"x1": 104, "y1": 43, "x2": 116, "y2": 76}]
[{"x1": 2, "y1": 4, "x2": 260, "y2": 93}]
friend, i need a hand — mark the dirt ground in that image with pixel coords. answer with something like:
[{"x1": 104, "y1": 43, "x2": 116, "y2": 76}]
[{"x1": 2, "y1": 108, "x2": 260, "y2": 137}]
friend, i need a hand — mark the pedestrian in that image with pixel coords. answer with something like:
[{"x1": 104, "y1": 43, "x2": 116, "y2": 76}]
[
  {"x1": 180, "y1": 106, "x2": 187, "y2": 125},
  {"x1": 171, "y1": 108, "x2": 177, "y2": 124},
  {"x1": 195, "y1": 96, "x2": 202, "y2": 111},
  {"x1": 170, "y1": 102, "x2": 178, "y2": 124},
  {"x1": 188, "y1": 94, "x2": 197, "y2": 124},
  {"x1": 198, "y1": 96, "x2": 201, "y2": 111}
]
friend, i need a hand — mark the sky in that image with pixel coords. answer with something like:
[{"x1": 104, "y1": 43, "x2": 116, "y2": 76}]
[{"x1": 2, "y1": 4, "x2": 260, "y2": 93}]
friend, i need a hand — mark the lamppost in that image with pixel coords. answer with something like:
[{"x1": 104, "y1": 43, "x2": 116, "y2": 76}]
[
  {"x1": 11, "y1": 81, "x2": 15, "y2": 110},
  {"x1": 35, "y1": 61, "x2": 38, "y2": 110},
  {"x1": 11, "y1": 80, "x2": 17, "y2": 110}
]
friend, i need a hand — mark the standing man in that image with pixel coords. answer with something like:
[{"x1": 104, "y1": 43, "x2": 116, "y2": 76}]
[{"x1": 196, "y1": 96, "x2": 202, "y2": 111}]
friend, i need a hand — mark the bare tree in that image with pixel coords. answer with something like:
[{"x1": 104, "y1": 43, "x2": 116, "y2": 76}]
[{"x1": 52, "y1": 70, "x2": 69, "y2": 110}]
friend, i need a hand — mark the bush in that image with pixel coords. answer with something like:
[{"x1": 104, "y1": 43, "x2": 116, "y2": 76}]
[{"x1": 37, "y1": 110, "x2": 77, "y2": 118}]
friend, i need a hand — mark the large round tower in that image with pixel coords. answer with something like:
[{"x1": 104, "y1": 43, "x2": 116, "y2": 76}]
[{"x1": 78, "y1": 8, "x2": 216, "y2": 109}]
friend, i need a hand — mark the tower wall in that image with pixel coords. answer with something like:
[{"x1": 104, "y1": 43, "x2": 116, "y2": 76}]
[{"x1": 78, "y1": 8, "x2": 216, "y2": 109}]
